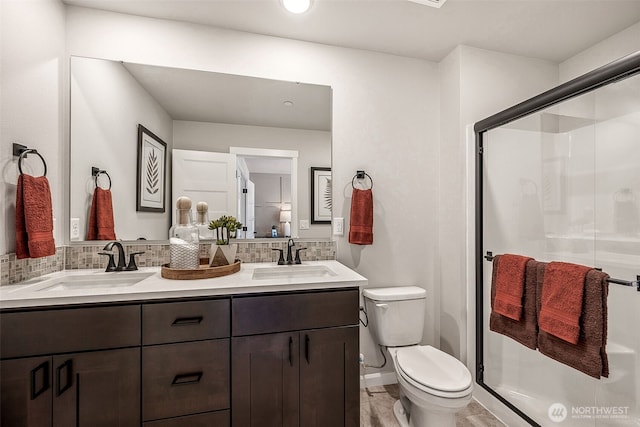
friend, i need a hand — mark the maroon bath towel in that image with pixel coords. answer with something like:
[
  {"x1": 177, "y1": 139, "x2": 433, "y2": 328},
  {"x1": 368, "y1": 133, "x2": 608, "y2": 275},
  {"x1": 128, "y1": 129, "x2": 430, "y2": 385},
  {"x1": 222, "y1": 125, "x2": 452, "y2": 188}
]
[
  {"x1": 537, "y1": 266, "x2": 610, "y2": 379},
  {"x1": 348, "y1": 188, "x2": 373, "y2": 245},
  {"x1": 490, "y1": 255, "x2": 539, "y2": 350},
  {"x1": 539, "y1": 261, "x2": 591, "y2": 344},
  {"x1": 15, "y1": 174, "x2": 56, "y2": 259}
]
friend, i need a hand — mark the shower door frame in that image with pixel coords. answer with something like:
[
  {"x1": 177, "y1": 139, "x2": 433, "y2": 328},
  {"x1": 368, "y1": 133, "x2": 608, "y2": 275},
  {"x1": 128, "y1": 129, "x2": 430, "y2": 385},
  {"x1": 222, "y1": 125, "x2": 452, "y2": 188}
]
[{"x1": 474, "y1": 50, "x2": 640, "y2": 426}]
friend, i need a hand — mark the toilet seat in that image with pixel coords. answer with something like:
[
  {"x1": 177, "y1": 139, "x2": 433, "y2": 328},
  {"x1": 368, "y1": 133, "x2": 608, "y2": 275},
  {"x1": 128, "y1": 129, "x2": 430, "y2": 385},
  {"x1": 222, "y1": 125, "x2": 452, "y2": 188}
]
[{"x1": 395, "y1": 345, "x2": 472, "y2": 399}]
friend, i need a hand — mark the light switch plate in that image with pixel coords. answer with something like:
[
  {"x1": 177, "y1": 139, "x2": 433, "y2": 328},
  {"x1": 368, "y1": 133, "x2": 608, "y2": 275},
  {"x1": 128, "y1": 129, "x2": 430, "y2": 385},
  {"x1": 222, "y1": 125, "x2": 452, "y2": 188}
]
[
  {"x1": 299, "y1": 219, "x2": 309, "y2": 230},
  {"x1": 70, "y1": 218, "x2": 80, "y2": 240},
  {"x1": 333, "y1": 217, "x2": 344, "y2": 236}
]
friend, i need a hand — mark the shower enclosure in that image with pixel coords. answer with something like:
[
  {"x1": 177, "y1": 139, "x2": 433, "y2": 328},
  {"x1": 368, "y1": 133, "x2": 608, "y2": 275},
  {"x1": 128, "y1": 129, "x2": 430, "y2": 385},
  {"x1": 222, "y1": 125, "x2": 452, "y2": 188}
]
[{"x1": 475, "y1": 52, "x2": 640, "y2": 426}]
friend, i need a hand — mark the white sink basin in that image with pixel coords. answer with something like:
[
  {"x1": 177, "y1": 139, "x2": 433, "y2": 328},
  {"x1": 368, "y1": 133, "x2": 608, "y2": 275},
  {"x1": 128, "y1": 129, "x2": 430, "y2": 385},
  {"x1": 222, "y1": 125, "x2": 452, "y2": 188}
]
[
  {"x1": 34, "y1": 271, "x2": 155, "y2": 292},
  {"x1": 252, "y1": 265, "x2": 337, "y2": 280}
]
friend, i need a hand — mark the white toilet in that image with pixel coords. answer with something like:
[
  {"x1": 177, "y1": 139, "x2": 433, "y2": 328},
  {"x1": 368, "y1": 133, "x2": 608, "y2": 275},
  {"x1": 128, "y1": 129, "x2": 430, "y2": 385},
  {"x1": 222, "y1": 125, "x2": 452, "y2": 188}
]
[{"x1": 363, "y1": 286, "x2": 473, "y2": 427}]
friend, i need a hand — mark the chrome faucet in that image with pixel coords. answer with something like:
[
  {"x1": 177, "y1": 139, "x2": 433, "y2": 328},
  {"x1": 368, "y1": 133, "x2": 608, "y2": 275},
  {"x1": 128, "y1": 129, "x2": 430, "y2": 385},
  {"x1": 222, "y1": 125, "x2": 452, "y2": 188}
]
[{"x1": 99, "y1": 241, "x2": 144, "y2": 272}]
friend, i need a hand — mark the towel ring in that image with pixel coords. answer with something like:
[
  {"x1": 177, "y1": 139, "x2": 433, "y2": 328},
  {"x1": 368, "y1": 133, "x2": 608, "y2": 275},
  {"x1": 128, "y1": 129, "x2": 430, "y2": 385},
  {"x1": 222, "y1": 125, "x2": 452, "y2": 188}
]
[
  {"x1": 18, "y1": 149, "x2": 47, "y2": 177},
  {"x1": 92, "y1": 167, "x2": 112, "y2": 190},
  {"x1": 352, "y1": 171, "x2": 373, "y2": 190}
]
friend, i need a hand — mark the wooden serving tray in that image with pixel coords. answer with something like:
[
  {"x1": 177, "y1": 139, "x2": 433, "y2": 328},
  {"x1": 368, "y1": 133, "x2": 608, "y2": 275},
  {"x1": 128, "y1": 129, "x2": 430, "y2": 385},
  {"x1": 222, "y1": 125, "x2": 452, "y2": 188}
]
[{"x1": 161, "y1": 259, "x2": 241, "y2": 280}]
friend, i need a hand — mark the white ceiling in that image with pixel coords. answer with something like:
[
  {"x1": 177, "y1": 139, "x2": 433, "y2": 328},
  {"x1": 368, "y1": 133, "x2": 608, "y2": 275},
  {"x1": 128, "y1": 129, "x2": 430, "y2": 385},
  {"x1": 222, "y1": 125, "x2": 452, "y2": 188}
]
[{"x1": 64, "y1": 0, "x2": 640, "y2": 63}]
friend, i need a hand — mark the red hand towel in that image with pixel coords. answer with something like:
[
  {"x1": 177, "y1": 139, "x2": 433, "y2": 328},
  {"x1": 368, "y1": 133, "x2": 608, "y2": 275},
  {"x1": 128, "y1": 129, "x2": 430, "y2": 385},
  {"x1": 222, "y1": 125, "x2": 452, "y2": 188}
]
[
  {"x1": 15, "y1": 174, "x2": 56, "y2": 259},
  {"x1": 490, "y1": 255, "x2": 539, "y2": 349},
  {"x1": 348, "y1": 188, "x2": 373, "y2": 245},
  {"x1": 539, "y1": 261, "x2": 592, "y2": 344},
  {"x1": 492, "y1": 254, "x2": 533, "y2": 320},
  {"x1": 87, "y1": 187, "x2": 116, "y2": 240}
]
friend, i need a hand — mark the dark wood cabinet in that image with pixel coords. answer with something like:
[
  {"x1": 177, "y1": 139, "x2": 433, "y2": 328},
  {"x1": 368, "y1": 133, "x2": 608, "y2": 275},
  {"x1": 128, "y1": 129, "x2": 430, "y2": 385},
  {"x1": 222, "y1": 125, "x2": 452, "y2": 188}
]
[
  {"x1": 0, "y1": 305, "x2": 141, "y2": 427},
  {"x1": 0, "y1": 356, "x2": 52, "y2": 427},
  {"x1": 1, "y1": 287, "x2": 359, "y2": 427},
  {"x1": 141, "y1": 298, "x2": 231, "y2": 424},
  {"x1": 231, "y1": 289, "x2": 360, "y2": 427},
  {"x1": 52, "y1": 348, "x2": 140, "y2": 427},
  {"x1": 299, "y1": 327, "x2": 359, "y2": 427},
  {"x1": 232, "y1": 332, "x2": 300, "y2": 427}
]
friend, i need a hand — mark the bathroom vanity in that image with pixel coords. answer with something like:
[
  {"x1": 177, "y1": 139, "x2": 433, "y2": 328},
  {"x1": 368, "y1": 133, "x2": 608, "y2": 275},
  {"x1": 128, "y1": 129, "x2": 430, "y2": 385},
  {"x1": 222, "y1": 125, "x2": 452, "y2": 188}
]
[{"x1": 0, "y1": 261, "x2": 365, "y2": 427}]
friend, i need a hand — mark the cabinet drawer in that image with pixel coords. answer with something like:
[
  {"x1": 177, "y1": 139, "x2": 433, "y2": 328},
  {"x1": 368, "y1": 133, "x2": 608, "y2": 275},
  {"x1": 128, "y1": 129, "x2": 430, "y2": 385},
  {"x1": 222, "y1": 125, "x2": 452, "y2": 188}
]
[
  {"x1": 232, "y1": 289, "x2": 359, "y2": 336},
  {"x1": 142, "y1": 299, "x2": 229, "y2": 345},
  {"x1": 142, "y1": 340, "x2": 230, "y2": 421},
  {"x1": 0, "y1": 305, "x2": 140, "y2": 359},
  {"x1": 144, "y1": 410, "x2": 229, "y2": 427}
]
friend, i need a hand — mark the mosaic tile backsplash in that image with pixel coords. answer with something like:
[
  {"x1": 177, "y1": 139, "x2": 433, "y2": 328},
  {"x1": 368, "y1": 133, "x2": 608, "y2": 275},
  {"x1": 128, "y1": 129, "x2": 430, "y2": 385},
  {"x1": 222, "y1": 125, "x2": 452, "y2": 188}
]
[{"x1": 0, "y1": 240, "x2": 336, "y2": 286}]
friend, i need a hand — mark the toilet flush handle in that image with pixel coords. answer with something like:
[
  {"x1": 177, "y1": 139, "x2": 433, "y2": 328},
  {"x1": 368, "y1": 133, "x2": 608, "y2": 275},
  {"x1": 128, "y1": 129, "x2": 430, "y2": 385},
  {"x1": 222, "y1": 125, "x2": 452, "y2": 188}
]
[{"x1": 375, "y1": 303, "x2": 389, "y2": 310}]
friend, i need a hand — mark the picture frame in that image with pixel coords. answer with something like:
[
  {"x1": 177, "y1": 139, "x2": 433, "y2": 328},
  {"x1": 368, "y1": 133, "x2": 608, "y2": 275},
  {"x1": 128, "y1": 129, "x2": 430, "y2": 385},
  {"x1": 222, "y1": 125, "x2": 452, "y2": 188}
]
[
  {"x1": 136, "y1": 124, "x2": 167, "y2": 212},
  {"x1": 311, "y1": 167, "x2": 332, "y2": 224}
]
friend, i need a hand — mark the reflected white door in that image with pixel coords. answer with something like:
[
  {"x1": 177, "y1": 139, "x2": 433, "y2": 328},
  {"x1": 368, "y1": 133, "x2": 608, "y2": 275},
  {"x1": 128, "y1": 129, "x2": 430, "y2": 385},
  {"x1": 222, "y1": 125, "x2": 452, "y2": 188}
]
[
  {"x1": 245, "y1": 180, "x2": 255, "y2": 238},
  {"x1": 172, "y1": 149, "x2": 237, "y2": 224}
]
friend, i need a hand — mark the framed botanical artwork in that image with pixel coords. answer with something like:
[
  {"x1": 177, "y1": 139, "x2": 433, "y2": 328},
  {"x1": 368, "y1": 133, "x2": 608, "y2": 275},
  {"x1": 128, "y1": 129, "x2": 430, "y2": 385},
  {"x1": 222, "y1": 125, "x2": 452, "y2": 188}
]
[
  {"x1": 311, "y1": 167, "x2": 332, "y2": 224},
  {"x1": 136, "y1": 124, "x2": 167, "y2": 212}
]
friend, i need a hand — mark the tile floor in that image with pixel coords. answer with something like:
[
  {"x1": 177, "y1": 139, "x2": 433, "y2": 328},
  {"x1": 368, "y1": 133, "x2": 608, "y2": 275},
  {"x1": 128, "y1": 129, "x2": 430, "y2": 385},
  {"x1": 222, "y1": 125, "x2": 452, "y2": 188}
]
[{"x1": 360, "y1": 384, "x2": 506, "y2": 427}]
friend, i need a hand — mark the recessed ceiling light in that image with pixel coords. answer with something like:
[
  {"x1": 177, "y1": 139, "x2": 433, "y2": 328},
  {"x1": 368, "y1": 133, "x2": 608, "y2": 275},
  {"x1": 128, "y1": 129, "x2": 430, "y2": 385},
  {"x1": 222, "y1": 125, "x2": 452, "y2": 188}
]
[
  {"x1": 282, "y1": 0, "x2": 313, "y2": 14},
  {"x1": 283, "y1": 100, "x2": 294, "y2": 107}
]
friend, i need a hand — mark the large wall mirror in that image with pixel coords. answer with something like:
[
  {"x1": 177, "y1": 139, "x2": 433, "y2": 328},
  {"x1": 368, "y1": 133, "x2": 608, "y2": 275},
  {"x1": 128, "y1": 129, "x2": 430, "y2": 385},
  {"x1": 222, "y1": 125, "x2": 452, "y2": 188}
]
[{"x1": 69, "y1": 56, "x2": 332, "y2": 242}]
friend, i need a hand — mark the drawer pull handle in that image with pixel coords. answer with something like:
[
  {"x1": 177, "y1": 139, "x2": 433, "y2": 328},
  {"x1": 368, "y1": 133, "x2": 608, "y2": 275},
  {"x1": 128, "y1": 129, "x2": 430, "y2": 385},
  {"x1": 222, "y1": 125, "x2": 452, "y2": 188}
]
[
  {"x1": 30, "y1": 361, "x2": 50, "y2": 400},
  {"x1": 171, "y1": 372, "x2": 203, "y2": 386},
  {"x1": 288, "y1": 336, "x2": 293, "y2": 367},
  {"x1": 171, "y1": 316, "x2": 203, "y2": 326},
  {"x1": 56, "y1": 359, "x2": 73, "y2": 396},
  {"x1": 305, "y1": 334, "x2": 310, "y2": 364}
]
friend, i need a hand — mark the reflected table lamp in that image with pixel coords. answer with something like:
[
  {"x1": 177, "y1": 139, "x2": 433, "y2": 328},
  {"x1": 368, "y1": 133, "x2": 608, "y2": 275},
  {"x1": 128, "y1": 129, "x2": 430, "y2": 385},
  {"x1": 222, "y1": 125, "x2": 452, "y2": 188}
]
[{"x1": 280, "y1": 210, "x2": 292, "y2": 237}]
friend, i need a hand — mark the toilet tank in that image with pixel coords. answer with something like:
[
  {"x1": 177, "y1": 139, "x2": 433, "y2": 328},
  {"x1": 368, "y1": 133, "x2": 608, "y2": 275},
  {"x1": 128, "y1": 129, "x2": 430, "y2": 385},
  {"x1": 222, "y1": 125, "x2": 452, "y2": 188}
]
[{"x1": 363, "y1": 286, "x2": 426, "y2": 347}]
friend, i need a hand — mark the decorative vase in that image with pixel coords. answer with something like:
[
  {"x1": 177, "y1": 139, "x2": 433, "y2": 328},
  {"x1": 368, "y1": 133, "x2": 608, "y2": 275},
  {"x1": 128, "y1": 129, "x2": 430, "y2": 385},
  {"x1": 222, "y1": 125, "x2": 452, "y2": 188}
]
[
  {"x1": 209, "y1": 243, "x2": 238, "y2": 267},
  {"x1": 168, "y1": 197, "x2": 199, "y2": 270}
]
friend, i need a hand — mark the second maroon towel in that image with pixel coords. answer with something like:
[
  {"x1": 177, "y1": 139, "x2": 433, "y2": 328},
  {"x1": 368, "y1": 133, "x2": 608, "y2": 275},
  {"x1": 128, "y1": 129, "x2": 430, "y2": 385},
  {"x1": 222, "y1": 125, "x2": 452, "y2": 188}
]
[
  {"x1": 348, "y1": 188, "x2": 373, "y2": 245},
  {"x1": 87, "y1": 187, "x2": 116, "y2": 241},
  {"x1": 537, "y1": 266, "x2": 610, "y2": 379},
  {"x1": 539, "y1": 261, "x2": 592, "y2": 344}
]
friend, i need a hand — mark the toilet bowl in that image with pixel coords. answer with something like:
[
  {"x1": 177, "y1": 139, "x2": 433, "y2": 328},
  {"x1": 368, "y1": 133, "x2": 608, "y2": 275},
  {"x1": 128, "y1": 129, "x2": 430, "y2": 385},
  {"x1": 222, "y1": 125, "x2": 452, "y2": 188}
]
[
  {"x1": 362, "y1": 287, "x2": 473, "y2": 427},
  {"x1": 389, "y1": 346, "x2": 472, "y2": 427}
]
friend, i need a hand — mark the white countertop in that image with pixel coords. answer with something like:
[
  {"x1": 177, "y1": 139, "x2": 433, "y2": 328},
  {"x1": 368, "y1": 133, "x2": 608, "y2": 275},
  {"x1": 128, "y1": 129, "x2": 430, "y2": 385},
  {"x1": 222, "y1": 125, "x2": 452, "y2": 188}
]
[{"x1": 0, "y1": 260, "x2": 367, "y2": 309}]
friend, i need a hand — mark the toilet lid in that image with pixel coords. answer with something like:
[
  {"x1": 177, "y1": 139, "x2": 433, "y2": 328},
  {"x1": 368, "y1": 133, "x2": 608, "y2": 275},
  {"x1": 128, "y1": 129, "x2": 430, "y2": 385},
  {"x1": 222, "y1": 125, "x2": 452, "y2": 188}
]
[{"x1": 396, "y1": 346, "x2": 472, "y2": 393}]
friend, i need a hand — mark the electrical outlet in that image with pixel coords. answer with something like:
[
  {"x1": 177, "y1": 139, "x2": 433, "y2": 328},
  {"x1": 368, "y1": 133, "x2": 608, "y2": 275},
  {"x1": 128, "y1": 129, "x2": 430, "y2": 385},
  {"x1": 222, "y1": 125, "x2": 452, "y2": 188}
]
[
  {"x1": 299, "y1": 219, "x2": 309, "y2": 230},
  {"x1": 70, "y1": 218, "x2": 80, "y2": 240},
  {"x1": 333, "y1": 217, "x2": 344, "y2": 236}
]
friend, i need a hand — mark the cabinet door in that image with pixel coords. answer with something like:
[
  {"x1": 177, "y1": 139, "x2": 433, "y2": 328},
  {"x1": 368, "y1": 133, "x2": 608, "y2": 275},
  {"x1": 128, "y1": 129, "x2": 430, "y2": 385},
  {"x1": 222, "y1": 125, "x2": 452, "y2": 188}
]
[
  {"x1": 300, "y1": 326, "x2": 359, "y2": 427},
  {"x1": 1, "y1": 356, "x2": 52, "y2": 427},
  {"x1": 52, "y1": 348, "x2": 140, "y2": 427},
  {"x1": 232, "y1": 333, "x2": 299, "y2": 427}
]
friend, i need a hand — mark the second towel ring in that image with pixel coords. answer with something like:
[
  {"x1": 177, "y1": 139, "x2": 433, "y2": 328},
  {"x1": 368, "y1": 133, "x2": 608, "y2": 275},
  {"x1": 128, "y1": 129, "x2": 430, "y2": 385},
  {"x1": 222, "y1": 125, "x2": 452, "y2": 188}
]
[
  {"x1": 18, "y1": 149, "x2": 47, "y2": 177},
  {"x1": 92, "y1": 167, "x2": 112, "y2": 190},
  {"x1": 352, "y1": 171, "x2": 373, "y2": 190}
]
